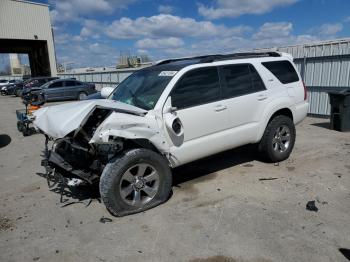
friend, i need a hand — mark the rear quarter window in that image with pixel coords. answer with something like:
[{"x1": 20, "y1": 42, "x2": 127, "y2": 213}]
[{"x1": 262, "y1": 60, "x2": 299, "y2": 84}]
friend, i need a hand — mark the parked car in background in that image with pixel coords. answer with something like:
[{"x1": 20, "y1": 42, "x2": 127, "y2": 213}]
[
  {"x1": 15, "y1": 76, "x2": 59, "y2": 96},
  {"x1": 1, "y1": 80, "x2": 22, "y2": 95},
  {"x1": 85, "y1": 86, "x2": 115, "y2": 100},
  {"x1": 22, "y1": 75, "x2": 31, "y2": 81},
  {"x1": 0, "y1": 79, "x2": 11, "y2": 86},
  {"x1": 30, "y1": 78, "x2": 96, "y2": 101}
]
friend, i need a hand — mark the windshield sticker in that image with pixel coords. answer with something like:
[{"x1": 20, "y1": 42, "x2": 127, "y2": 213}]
[{"x1": 159, "y1": 71, "x2": 178, "y2": 77}]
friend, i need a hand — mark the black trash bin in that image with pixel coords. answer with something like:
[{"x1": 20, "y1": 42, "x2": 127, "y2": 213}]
[{"x1": 327, "y1": 89, "x2": 350, "y2": 132}]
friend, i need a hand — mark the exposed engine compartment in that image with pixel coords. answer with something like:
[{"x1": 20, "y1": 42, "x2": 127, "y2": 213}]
[{"x1": 45, "y1": 108, "x2": 123, "y2": 183}]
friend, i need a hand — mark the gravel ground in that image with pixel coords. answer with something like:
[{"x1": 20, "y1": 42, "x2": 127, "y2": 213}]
[{"x1": 0, "y1": 95, "x2": 350, "y2": 262}]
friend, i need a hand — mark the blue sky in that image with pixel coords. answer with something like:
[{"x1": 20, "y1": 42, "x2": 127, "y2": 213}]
[{"x1": 24, "y1": 0, "x2": 350, "y2": 68}]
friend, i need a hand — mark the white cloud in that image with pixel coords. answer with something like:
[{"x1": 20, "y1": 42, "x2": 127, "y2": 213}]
[
  {"x1": 318, "y1": 23, "x2": 343, "y2": 36},
  {"x1": 198, "y1": 0, "x2": 298, "y2": 19},
  {"x1": 55, "y1": 41, "x2": 118, "y2": 67},
  {"x1": 136, "y1": 37, "x2": 184, "y2": 49},
  {"x1": 79, "y1": 19, "x2": 105, "y2": 39},
  {"x1": 253, "y1": 22, "x2": 293, "y2": 40},
  {"x1": 158, "y1": 5, "x2": 174, "y2": 14},
  {"x1": 49, "y1": 0, "x2": 136, "y2": 24},
  {"x1": 104, "y1": 14, "x2": 251, "y2": 39}
]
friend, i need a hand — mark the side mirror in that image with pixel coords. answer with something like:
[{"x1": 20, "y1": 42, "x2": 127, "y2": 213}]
[
  {"x1": 101, "y1": 86, "x2": 115, "y2": 98},
  {"x1": 163, "y1": 97, "x2": 184, "y2": 146}
]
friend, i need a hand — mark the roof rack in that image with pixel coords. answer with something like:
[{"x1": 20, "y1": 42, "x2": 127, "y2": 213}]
[
  {"x1": 199, "y1": 52, "x2": 281, "y2": 63},
  {"x1": 156, "y1": 52, "x2": 281, "y2": 66}
]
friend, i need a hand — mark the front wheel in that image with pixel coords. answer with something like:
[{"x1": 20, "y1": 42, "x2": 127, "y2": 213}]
[
  {"x1": 99, "y1": 148, "x2": 172, "y2": 216},
  {"x1": 259, "y1": 115, "x2": 296, "y2": 162}
]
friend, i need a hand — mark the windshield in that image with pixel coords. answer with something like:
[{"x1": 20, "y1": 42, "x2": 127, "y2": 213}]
[
  {"x1": 109, "y1": 69, "x2": 176, "y2": 110},
  {"x1": 0, "y1": 80, "x2": 8, "y2": 83}
]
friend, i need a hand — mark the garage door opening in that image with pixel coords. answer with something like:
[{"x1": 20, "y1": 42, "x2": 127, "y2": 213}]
[{"x1": 0, "y1": 39, "x2": 52, "y2": 77}]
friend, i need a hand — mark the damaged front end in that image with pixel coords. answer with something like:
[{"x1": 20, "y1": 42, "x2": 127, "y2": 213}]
[
  {"x1": 34, "y1": 100, "x2": 170, "y2": 191},
  {"x1": 41, "y1": 108, "x2": 121, "y2": 188}
]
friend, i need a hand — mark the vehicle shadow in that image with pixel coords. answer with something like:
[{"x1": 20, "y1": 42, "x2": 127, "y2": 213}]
[
  {"x1": 311, "y1": 122, "x2": 330, "y2": 130},
  {"x1": 0, "y1": 134, "x2": 11, "y2": 148},
  {"x1": 172, "y1": 144, "x2": 261, "y2": 186},
  {"x1": 339, "y1": 248, "x2": 350, "y2": 261}
]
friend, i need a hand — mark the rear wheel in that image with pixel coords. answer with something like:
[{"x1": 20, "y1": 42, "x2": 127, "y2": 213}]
[
  {"x1": 78, "y1": 92, "x2": 87, "y2": 100},
  {"x1": 259, "y1": 115, "x2": 296, "y2": 162},
  {"x1": 99, "y1": 148, "x2": 172, "y2": 216}
]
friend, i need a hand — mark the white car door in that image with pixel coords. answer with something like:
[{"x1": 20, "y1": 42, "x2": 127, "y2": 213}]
[
  {"x1": 219, "y1": 63, "x2": 269, "y2": 145},
  {"x1": 163, "y1": 67, "x2": 230, "y2": 165}
]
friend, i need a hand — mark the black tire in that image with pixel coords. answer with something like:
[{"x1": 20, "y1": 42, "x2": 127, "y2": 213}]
[
  {"x1": 259, "y1": 115, "x2": 296, "y2": 163},
  {"x1": 99, "y1": 148, "x2": 172, "y2": 217},
  {"x1": 17, "y1": 121, "x2": 24, "y2": 132}
]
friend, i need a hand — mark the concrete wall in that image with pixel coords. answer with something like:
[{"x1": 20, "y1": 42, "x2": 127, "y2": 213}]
[{"x1": 0, "y1": 0, "x2": 57, "y2": 76}]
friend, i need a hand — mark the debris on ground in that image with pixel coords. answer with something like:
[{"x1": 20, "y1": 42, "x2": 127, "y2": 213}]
[
  {"x1": 334, "y1": 173, "x2": 342, "y2": 178},
  {"x1": 274, "y1": 162, "x2": 280, "y2": 166},
  {"x1": 259, "y1": 177, "x2": 279, "y2": 181},
  {"x1": 0, "y1": 216, "x2": 14, "y2": 231},
  {"x1": 99, "y1": 217, "x2": 113, "y2": 223},
  {"x1": 306, "y1": 201, "x2": 319, "y2": 212}
]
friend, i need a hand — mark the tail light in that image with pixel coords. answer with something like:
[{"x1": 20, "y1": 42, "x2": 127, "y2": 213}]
[{"x1": 303, "y1": 81, "x2": 307, "y2": 100}]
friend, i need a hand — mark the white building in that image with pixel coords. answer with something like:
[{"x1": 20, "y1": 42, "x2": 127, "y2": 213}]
[{"x1": 0, "y1": 0, "x2": 57, "y2": 76}]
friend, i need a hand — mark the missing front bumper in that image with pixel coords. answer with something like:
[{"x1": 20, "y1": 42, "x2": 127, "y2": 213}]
[{"x1": 41, "y1": 150, "x2": 99, "y2": 184}]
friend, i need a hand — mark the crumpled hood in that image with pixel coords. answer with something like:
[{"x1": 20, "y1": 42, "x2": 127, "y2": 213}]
[{"x1": 33, "y1": 99, "x2": 146, "y2": 138}]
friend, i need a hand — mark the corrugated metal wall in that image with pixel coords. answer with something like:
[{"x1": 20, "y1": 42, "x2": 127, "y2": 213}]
[
  {"x1": 58, "y1": 69, "x2": 139, "y2": 90},
  {"x1": 258, "y1": 39, "x2": 350, "y2": 116}
]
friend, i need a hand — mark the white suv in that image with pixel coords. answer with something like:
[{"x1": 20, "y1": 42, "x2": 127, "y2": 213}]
[{"x1": 34, "y1": 52, "x2": 308, "y2": 216}]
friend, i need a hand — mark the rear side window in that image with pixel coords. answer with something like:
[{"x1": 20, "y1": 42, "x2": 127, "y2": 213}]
[
  {"x1": 172, "y1": 67, "x2": 220, "y2": 109},
  {"x1": 262, "y1": 60, "x2": 299, "y2": 84},
  {"x1": 220, "y1": 64, "x2": 266, "y2": 98},
  {"x1": 65, "y1": 81, "x2": 76, "y2": 86},
  {"x1": 49, "y1": 81, "x2": 63, "y2": 88}
]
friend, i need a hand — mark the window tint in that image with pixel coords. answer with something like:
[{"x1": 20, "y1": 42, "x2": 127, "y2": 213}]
[
  {"x1": 49, "y1": 81, "x2": 63, "y2": 88},
  {"x1": 38, "y1": 79, "x2": 47, "y2": 84},
  {"x1": 262, "y1": 60, "x2": 299, "y2": 84},
  {"x1": 220, "y1": 64, "x2": 265, "y2": 98},
  {"x1": 172, "y1": 67, "x2": 220, "y2": 109},
  {"x1": 65, "y1": 81, "x2": 76, "y2": 86}
]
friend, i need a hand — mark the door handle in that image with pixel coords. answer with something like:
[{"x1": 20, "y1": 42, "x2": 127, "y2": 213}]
[
  {"x1": 257, "y1": 94, "x2": 268, "y2": 101},
  {"x1": 214, "y1": 105, "x2": 227, "y2": 112}
]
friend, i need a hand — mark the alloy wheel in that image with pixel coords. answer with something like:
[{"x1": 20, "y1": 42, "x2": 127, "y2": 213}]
[
  {"x1": 272, "y1": 125, "x2": 291, "y2": 153},
  {"x1": 119, "y1": 164, "x2": 160, "y2": 207}
]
